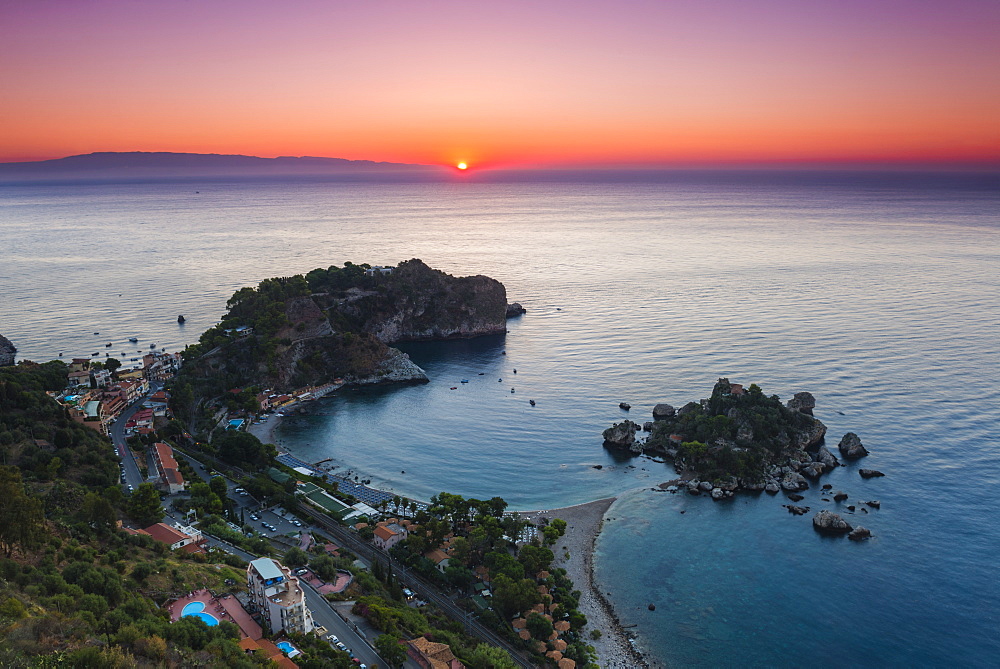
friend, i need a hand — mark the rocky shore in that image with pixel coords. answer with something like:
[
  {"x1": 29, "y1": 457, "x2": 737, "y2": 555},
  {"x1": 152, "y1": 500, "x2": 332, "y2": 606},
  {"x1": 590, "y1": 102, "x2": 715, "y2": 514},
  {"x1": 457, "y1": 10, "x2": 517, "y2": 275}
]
[
  {"x1": 0, "y1": 334, "x2": 16, "y2": 366},
  {"x1": 522, "y1": 498, "x2": 654, "y2": 669}
]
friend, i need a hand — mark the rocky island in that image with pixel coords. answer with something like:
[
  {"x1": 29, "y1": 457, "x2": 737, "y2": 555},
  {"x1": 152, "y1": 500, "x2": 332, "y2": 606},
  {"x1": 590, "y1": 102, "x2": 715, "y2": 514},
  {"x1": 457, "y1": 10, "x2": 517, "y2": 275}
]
[
  {"x1": 174, "y1": 259, "x2": 517, "y2": 414},
  {"x1": 604, "y1": 378, "x2": 869, "y2": 496}
]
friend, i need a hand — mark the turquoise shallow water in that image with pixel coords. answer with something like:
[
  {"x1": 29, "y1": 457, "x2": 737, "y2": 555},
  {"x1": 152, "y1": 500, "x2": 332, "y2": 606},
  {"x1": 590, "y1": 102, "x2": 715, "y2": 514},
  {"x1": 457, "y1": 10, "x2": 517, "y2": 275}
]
[{"x1": 2, "y1": 171, "x2": 998, "y2": 665}]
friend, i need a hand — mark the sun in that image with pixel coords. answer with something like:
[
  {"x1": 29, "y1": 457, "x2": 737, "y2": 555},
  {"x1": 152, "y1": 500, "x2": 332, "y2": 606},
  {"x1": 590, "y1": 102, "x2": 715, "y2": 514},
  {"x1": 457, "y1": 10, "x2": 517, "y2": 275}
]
[{"x1": 456, "y1": 162, "x2": 468, "y2": 170}]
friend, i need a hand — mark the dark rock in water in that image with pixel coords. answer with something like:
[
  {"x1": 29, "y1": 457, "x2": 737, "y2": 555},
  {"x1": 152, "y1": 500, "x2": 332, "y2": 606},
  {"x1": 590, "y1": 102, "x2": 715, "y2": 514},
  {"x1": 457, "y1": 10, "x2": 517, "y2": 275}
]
[
  {"x1": 602, "y1": 420, "x2": 642, "y2": 453},
  {"x1": 813, "y1": 445, "x2": 840, "y2": 470},
  {"x1": 177, "y1": 314, "x2": 185, "y2": 323},
  {"x1": 648, "y1": 603, "x2": 656, "y2": 611},
  {"x1": 785, "y1": 505, "x2": 810, "y2": 516},
  {"x1": 619, "y1": 402, "x2": 631, "y2": 410},
  {"x1": 642, "y1": 421, "x2": 653, "y2": 432},
  {"x1": 765, "y1": 483, "x2": 780, "y2": 494},
  {"x1": 592, "y1": 465, "x2": 603, "y2": 470},
  {"x1": 865, "y1": 500, "x2": 881, "y2": 509},
  {"x1": 859, "y1": 468, "x2": 885, "y2": 479},
  {"x1": 848, "y1": 526, "x2": 872, "y2": 541},
  {"x1": 833, "y1": 491, "x2": 849, "y2": 502},
  {"x1": 786, "y1": 391, "x2": 816, "y2": 415},
  {"x1": 821, "y1": 484, "x2": 833, "y2": 490},
  {"x1": 838, "y1": 432, "x2": 869, "y2": 459},
  {"x1": 800, "y1": 462, "x2": 825, "y2": 479},
  {"x1": 781, "y1": 472, "x2": 809, "y2": 492},
  {"x1": 0, "y1": 334, "x2": 16, "y2": 367},
  {"x1": 787, "y1": 493, "x2": 805, "y2": 502},
  {"x1": 846, "y1": 505, "x2": 856, "y2": 512},
  {"x1": 812, "y1": 510, "x2": 853, "y2": 535},
  {"x1": 652, "y1": 403, "x2": 676, "y2": 420},
  {"x1": 505, "y1": 302, "x2": 526, "y2": 317},
  {"x1": 529, "y1": 399, "x2": 535, "y2": 406}
]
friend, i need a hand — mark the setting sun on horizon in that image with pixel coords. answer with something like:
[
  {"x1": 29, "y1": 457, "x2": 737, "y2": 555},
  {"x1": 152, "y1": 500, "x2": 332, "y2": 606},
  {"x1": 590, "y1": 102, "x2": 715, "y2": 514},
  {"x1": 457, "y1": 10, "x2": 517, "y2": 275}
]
[{"x1": 1, "y1": 1, "x2": 998, "y2": 167}]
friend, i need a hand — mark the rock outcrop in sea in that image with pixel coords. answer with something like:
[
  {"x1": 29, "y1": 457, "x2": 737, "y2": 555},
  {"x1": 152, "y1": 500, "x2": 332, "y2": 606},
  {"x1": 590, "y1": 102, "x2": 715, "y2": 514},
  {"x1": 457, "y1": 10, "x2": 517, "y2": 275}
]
[
  {"x1": 838, "y1": 432, "x2": 869, "y2": 459},
  {"x1": 0, "y1": 335, "x2": 15, "y2": 366},
  {"x1": 812, "y1": 510, "x2": 853, "y2": 535}
]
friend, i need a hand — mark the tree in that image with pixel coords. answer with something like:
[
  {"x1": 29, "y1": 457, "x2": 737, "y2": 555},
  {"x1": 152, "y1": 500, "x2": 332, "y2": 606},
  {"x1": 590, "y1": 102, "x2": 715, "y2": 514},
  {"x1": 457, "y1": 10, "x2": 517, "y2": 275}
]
[
  {"x1": 526, "y1": 612, "x2": 554, "y2": 641},
  {"x1": 82, "y1": 492, "x2": 116, "y2": 532},
  {"x1": 374, "y1": 634, "x2": 407, "y2": 668},
  {"x1": 209, "y1": 475, "x2": 228, "y2": 498},
  {"x1": 491, "y1": 574, "x2": 539, "y2": 619},
  {"x1": 128, "y1": 482, "x2": 164, "y2": 526},
  {"x1": 284, "y1": 547, "x2": 308, "y2": 567},
  {"x1": 105, "y1": 358, "x2": 122, "y2": 374},
  {"x1": 0, "y1": 466, "x2": 45, "y2": 557},
  {"x1": 464, "y1": 644, "x2": 518, "y2": 669}
]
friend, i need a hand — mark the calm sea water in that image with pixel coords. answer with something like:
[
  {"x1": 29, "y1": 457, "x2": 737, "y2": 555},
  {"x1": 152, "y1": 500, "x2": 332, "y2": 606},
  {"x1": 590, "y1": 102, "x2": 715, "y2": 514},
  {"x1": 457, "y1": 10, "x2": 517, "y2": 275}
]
[{"x1": 2, "y1": 171, "x2": 998, "y2": 666}]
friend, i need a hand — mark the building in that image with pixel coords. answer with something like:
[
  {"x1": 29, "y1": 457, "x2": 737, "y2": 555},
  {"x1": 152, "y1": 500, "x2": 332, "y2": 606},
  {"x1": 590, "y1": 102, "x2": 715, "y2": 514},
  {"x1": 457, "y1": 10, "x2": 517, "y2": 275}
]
[
  {"x1": 406, "y1": 637, "x2": 465, "y2": 669},
  {"x1": 151, "y1": 442, "x2": 186, "y2": 494},
  {"x1": 373, "y1": 522, "x2": 408, "y2": 551},
  {"x1": 246, "y1": 557, "x2": 314, "y2": 635},
  {"x1": 364, "y1": 265, "x2": 394, "y2": 277},
  {"x1": 127, "y1": 522, "x2": 205, "y2": 552}
]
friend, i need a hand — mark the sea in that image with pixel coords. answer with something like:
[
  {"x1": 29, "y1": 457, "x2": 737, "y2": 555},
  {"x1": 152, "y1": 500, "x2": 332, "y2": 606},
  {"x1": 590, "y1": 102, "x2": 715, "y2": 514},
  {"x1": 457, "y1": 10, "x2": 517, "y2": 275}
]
[{"x1": 2, "y1": 170, "x2": 998, "y2": 667}]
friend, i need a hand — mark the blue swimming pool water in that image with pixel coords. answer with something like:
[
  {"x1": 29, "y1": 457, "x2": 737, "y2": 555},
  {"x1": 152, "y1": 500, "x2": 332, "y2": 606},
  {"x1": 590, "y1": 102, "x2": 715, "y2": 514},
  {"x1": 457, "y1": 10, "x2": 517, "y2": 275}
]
[
  {"x1": 180, "y1": 601, "x2": 219, "y2": 626},
  {"x1": 228, "y1": 419, "x2": 245, "y2": 429},
  {"x1": 276, "y1": 641, "x2": 299, "y2": 656}
]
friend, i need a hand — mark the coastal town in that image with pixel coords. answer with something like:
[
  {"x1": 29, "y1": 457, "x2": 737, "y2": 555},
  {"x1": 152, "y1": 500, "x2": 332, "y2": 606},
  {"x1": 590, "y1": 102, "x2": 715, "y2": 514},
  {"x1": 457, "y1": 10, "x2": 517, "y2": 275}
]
[{"x1": 0, "y1": 323, "x2": 615, "y2": 669}]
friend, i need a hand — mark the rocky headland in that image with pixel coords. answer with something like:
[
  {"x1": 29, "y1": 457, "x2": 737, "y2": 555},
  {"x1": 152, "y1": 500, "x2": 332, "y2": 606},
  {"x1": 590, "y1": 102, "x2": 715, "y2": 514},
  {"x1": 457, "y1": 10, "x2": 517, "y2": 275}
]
[
  {"x1": 0, "y1": 334, "x2": 15, "y2": 366},
  {"x1": 174, "y1": 260, "x2": 517, "y2": 404}
]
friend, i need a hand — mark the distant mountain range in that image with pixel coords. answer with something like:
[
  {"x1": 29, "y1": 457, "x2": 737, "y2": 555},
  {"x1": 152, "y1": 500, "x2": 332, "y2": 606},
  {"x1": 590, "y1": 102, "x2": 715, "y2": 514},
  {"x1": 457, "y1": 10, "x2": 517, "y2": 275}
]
[{"x1": 0, "y1": 151, "x2": 446, "y2": 181}]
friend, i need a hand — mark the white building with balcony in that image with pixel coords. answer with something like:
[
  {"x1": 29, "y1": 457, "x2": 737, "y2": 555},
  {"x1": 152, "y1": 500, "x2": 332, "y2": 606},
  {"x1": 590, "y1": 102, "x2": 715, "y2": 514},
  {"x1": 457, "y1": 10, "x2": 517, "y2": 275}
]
[{"x1": 246, "y1": 557, "x2": 314, "y2": 635}]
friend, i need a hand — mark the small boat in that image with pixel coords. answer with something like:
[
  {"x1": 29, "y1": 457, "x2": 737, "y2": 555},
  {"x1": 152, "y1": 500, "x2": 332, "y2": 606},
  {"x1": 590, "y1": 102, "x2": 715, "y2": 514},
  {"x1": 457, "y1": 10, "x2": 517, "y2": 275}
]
[
  {"x1": 128, "y1": 337, "x2": 138, "y2": 342},
  {"x1": 93, "y1": 332, "x2": 99, "y2": 335},
  {"x1": 513, "y1": 369, "x2": 517, "y2": 374},
  {"x1": 460, "y1": 379, "x2": 469, "y2": 384},
  {"x1": 105, "y1": 342, "x2": 112, "y2": 347},
  {"x1": 149, "y1": 343, "x2": 156, "y2": 348},
  {"x1": 529, "y1": 400, "x2": 536, "y2": 406},
  {"x1": 450, "y1": 387, "x2": 457, "y2": 390},
  {"x1": 511, "y1": 388, "x2": 515, "y2": 393},
  {"x1": 478, "y1": 372, "x2": 485, "y2": 375},
  {"x1": 177, "y1": 315, "x2": 185, "y2": 324},
  {"x1": 91, "y1": 352, "x2": 99, "y2": 356}
]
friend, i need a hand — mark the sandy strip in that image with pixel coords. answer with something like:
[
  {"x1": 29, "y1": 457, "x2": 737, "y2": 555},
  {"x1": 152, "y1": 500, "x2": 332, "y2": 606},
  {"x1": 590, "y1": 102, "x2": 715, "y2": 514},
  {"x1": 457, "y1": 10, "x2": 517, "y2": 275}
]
[{"x1": 521, "y1": 498, "x2": 651, "y2": 669}]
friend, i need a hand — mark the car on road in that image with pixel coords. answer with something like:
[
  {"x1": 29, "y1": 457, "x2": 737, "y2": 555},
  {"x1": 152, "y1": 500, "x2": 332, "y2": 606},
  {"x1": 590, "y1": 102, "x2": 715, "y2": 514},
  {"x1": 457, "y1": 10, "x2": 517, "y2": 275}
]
[
  {"x1": 326, "y1": 634, "x2": 338, "y2": 643},
  {"x1": 335, "y1": 642, "x2": 347, "y2": 651},
  {"x1": 250, "y1": 514, "x2": 259, "y2": 521}
]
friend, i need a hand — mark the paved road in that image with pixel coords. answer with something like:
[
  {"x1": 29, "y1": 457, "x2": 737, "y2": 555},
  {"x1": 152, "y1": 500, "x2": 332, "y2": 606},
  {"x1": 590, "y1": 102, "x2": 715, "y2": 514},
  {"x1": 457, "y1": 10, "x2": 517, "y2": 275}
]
[
  {"x1": 109, "y1": 382, "x2": 161, "y2": 490},
  {"x1": 198, "y1": 533, "x2": 384, "y2": 667},
  {"x1": 296, "y1": 505, "x2": 534, "y2": 669}
]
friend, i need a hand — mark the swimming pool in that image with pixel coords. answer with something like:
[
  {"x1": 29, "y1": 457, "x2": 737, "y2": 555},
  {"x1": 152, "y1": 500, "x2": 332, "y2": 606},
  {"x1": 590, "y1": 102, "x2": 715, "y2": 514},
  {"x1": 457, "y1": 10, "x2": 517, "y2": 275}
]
[
  {"x1": 181, "y1": 601, "x2": 219, "y2": 626},
  {"x1": 227, "y1": 419, "x2": 245, "y2": 430},
  {"x1": 276, "y1": 641, "x2": 301, "y2": 657}
]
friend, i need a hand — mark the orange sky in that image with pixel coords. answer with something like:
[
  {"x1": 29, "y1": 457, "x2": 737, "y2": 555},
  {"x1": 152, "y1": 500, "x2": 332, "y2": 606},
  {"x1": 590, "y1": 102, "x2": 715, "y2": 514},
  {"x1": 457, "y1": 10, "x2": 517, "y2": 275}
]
[{"x1": 2, "y1": 0, "x2": 998, "y2": 167}]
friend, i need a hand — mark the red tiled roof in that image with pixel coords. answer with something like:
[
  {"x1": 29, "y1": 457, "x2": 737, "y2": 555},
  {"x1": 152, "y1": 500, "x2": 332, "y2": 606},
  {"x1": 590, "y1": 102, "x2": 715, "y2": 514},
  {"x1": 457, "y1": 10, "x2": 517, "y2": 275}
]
[
  {"x1": 143, "y1": 523, "x2": 189, "y2": 546},
  {"x1": 374, "y1": 525, "x2": 397, "y2": 541}
]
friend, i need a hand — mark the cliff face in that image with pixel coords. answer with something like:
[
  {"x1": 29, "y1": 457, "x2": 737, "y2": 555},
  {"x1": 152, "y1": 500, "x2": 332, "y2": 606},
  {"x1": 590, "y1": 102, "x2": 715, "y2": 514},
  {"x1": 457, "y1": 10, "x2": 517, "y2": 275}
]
[
  {"x1": 320, "y1": 259, "x2": 508, "y2": 343},
  {"x1": 0, "y1": 335, "x2": 16, "y2": 366},
  {"x1": 181, "y1": 260, "x2": 508, "y2": 394}
]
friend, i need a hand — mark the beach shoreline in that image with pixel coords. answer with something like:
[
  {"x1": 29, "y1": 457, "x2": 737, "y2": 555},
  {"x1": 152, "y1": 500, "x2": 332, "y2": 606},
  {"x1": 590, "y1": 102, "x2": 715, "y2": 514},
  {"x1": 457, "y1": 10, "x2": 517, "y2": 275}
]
[
  {"x1": 252, "y1": 409, "x2": 655, "y2": 667},
  {"x1": 522, "y1": 497, "x2": 652, "y2": 669}
]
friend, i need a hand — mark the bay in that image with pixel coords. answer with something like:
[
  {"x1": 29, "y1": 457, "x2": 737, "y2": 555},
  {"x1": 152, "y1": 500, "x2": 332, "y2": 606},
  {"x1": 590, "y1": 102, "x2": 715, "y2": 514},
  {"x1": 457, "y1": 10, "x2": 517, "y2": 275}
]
[{"x1": 1, "y1": 171, "x2": 998, "y2": 665}]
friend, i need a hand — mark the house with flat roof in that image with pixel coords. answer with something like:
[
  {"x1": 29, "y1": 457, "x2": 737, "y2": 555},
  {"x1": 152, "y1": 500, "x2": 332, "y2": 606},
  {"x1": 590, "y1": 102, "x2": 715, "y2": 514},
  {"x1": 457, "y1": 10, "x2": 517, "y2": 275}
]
[{"x1": 246, "y1": 557, "x2": 314, "y2": 636}]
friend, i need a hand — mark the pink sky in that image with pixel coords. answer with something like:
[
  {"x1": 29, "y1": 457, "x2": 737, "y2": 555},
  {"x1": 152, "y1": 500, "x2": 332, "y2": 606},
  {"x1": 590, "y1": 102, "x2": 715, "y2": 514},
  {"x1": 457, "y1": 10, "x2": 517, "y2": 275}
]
[{"x1": 2, "y1": 0, "x2": 998, "y2": 167}]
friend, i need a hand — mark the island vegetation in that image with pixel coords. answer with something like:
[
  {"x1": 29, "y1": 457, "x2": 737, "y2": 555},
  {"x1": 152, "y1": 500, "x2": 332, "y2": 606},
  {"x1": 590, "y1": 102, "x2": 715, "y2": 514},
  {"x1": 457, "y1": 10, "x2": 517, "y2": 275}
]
[{"x1": 603, "y1": 378, "x2": 864, "y2": 496}]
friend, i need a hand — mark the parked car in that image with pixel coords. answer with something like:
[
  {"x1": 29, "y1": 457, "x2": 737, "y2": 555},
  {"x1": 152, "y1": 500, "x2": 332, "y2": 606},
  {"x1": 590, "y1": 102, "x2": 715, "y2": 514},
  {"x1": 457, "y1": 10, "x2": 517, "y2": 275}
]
[{"x1": 326, "y1": 634, "x2": 338, "y2": 642}]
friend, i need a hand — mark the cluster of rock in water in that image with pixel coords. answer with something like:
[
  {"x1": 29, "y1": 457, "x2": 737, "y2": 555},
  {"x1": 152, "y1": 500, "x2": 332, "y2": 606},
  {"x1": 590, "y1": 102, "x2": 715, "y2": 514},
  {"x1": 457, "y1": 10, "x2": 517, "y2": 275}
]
[{"x1": 604, "y1": 385, "x2": 885, "y2": 541}]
